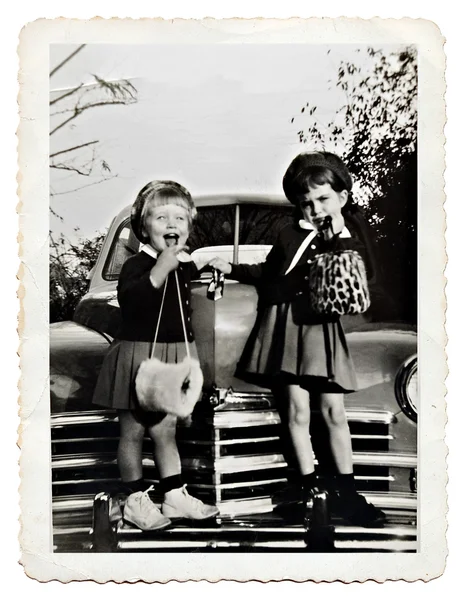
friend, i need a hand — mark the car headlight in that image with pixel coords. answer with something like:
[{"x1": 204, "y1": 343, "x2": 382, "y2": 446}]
[{"x1": 395, "y1": 355, "x2": 418, "y2": 422}]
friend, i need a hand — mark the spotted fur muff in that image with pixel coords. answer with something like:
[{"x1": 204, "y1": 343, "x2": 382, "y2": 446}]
[
  {"x1": 309, "y1": 250, "x2": 370, "y2": 316},
  {"x1": 135, "y1": 355, "x2": 203, "y2": 418}
]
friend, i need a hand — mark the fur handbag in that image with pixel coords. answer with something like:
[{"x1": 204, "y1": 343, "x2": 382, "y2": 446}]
[
  {"x1": 309, "y1": 250, "x2": 371, "y2": 316},
  {"x1": 135, "y1": 355, "x2": 203, "y2": 418},
  {"x1": 135, "y1": 272, "x2": 203, "y2": 418}
]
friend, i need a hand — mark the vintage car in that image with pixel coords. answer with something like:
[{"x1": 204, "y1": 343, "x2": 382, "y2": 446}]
[{"x1": 50, "y1": 195, "x2": 417, "y2": 553}]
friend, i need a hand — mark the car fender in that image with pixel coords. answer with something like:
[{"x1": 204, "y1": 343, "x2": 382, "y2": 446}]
[{"x1": 50, "y1": 321, "x2": 112, "y2": 413}]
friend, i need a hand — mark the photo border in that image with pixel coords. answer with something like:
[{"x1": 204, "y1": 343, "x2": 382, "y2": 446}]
[{"x1": 18, "y1": 16, "x2": 446, "y2": 582}]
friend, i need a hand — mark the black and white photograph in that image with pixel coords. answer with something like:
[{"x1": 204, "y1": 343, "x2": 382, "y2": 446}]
[{"x1": 18, "y1": 17, "x2": 446, "y2": 582}]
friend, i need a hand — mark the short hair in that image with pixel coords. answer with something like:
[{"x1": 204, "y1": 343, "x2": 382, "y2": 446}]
[
  {"x1": 283, "y1": 152, "x2": 353, "y2": 204},
  {"x1": 131, "y1": 180, "x2": 196, "y2": 243}
]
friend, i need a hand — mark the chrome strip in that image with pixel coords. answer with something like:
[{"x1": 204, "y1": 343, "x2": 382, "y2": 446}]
[
  {"x1": 53, "y1": 497, "x2": 94, "y2": 512},
  {"x1": 182, "y1": 454, "x2": 288, "y2": 472},
  {"x1": 117, "y1": 540, "x2": 307, "y2": 550},
  {"x1": 334, "y1": 540, "x2": 417, "y2": 551},
  {"x1": 346, "y1": 410, "x2": 396, "y2": 424},
  {"x1": 52, "y1": 456, "x2": 118, "y2": 469},
  {"x1": 218, "y1": 498, "x2": 275, "y2": 516},
  {"x1": 52, "y1": 437, "x2": 120, "y2": 444},
  {"x1": 181, "y1": 436, "x2": 281, "y2": 446},
  {"x1": 118, "y1": 524, "x2": 305, "y2": 535},
  {"x1": 52, "y1": 412, "x2": 118, "y2": 427},
  {"x1": 192, "y1": 477, "x2": 288, "y2": 490},
  {"x1": 351, "y1": 434, "x2": 393, "y2": 440},
  {"x1": 213, "y1": 412, "x2": 282, "y2": 428},
  {"x1": 53, "y1": 527, "x2": 92, "y2": 535},
  {"x1": 51, "y1": 407, "x2": 396, "y2": 428},
  {"x1": 354, "y1": 475, "x2": 394, "y2": 482},
  {"x1": 53, "y1": 478, "x2": 121, "y2": 486},
  {"x1": 52, "y1": 451, "x2": 417, "y2": 473},
  {"x1": 352, "y1": 453, "x2": 417, "y2": 468},
  {"x1": 334, "y1": 525, "x2": 416, "y2": 537},
  {"x1": 362, "y1": 493, "x2": 417, "y2": 510}
]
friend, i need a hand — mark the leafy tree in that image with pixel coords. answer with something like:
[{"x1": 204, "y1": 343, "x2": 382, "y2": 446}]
[
  {"x1": 50, "y1": 231, "x2": 106, "y2": 322},
  {"x1": 49, "y1": 45, "x2": 138, "y2": 321},
  {"x1": 292, "y1": 46, "x2": 417, "y2": 321}
]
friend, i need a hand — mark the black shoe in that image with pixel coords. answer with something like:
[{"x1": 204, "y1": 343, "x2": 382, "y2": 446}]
[
  {"x1": 272, "y1": 482, "x2": 305, "y2": 507},
  {"x1": 273, "y1": 486, "x2": 320, "y2": 525},
  {"x1": 330, "y1": 492, "x2": 386, "y2": 528}
]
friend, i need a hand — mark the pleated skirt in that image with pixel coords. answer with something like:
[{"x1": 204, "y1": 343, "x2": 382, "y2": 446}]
[
  {"x1": 92, "y1": 340, "x2": 199, "y2": 416},
  {"x1": 236, "y1": 303, "x2": 358, "y2": 393}
]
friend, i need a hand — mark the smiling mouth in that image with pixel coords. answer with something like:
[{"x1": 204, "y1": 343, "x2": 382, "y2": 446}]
[{"x1": 164, "y1": 233, "x2": 179, "y2": 246}]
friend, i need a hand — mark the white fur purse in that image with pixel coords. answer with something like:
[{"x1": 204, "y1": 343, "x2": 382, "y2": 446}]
[{"x1": 135, "y1": 272, "x2": 203, "y2": 418}]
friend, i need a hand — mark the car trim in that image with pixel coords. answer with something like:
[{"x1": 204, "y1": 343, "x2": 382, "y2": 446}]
[
  {"x1": 52, "y1": 450, "x2": 416, "y2": 473},
  {"x1": 395, "y1": 354, "x2": 418, "y2": 422}
]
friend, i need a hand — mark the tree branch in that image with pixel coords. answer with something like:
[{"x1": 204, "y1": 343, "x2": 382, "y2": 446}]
[
  {"x1": 50, "y1": 140, "x2": 99, "y2": 158},
  {"x1": 50, "y1": 99, "x2": 134, "y2": 135},
  {"x1": 50, "y1": 112, "x2": 80, "y2": 136},
  {"x1": 50, "y1": 83, "x2": 84, "y2": 106},
  {"x1": 50, "y1": 44, "x2": 86, "y2": 78},
  {"x1": 50, "y1": 175, "x2": 116, "y2": 197},
  {"x1": 50, "y1": 163, "x2": 93, "y2": 177}
]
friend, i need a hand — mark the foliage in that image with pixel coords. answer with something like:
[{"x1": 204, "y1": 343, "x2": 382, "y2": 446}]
[
  {"x1": 49, "y1": 45, "x2": 138, "y2": 321},
  {"x1": 293, "y1": 46, "x2": 417, "y2": 205},
  {"x1": 50, "y1": 231, "x2": 106, "y2": 323},
  {"x1": 292, "y1": 46, "x2": 417, "y2": 321}
]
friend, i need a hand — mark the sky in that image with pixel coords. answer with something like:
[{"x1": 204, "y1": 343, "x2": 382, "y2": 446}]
[{"x1": 49, "y1": 43, "x2": 403, "y2": 241}]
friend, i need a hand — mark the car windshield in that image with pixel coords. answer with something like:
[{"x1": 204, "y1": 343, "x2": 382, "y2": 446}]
[
  {"x1": 103, "y1": 204, "x2": 294, "y2": 281},
  {"x1": 103, "y1": 220, "x2": 139, "y2": 281},
  {"x1": 95, "y1": 202, "x2": 412, "y2": 327},
  {"x1": 189, "y1": 204, "x2": 293, "y2": 251}
]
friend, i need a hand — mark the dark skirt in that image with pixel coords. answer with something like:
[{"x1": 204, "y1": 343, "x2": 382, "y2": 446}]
[
  {"x1": 92, "y1": 340, "x2": 199, "y2": 423},
  {"x1": 236, "y1": 303, "x2": 357, "y2": 393}
]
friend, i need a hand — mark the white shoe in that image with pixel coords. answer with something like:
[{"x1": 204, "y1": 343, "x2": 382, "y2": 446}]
[
  {"x1": 124, "y1": 486, "x2": 172, "y2": 531},
  {"x1": 109, "y1": 496, "x2": 123, "y2": 524},
  {"x1": 162, "y1": 485, "x2": 220, "y2": 520}
]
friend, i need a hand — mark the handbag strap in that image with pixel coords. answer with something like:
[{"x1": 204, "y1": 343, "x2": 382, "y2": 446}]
[
  {"x1": 174, "y1": 270, "x2": 191, "y2": 359},
  {"x1": 150, "y1": 270, "x2": 190, "y2": 360}
]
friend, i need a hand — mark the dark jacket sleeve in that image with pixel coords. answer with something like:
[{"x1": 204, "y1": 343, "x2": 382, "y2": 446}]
[
  {"x1": 228, "y1": 232, "x2": 285, "y2": 284},
  {"x1": 187, "y1": 260, "x2": 200, "y2": 280}
]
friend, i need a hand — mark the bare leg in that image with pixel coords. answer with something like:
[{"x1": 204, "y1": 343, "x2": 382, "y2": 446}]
[
  {"x1": 147, "y1": 414, "x2": 181, "y2": 479},
  {"x1": 317, "y1": 393, "x2": 386, "y2": 527},
  {"x1": 117, "y1": 409, "x2": 145, "y2": 482},
  {"x1": 319, "y1": 392, "x2": 353, "y2": 474},
  {"x1": 287, "y1": 384, "x2": 315, "y2": 475}
]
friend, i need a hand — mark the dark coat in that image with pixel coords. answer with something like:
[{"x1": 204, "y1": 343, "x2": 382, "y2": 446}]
[
  {"x1": 117, "y1": 251, "x2": 198, "y2": 343},
  {"x1": 228, "y1": 221, "x2": 370, "y2": 325}
]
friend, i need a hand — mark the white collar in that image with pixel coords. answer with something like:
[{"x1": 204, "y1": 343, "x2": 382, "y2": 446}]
[
  {"x1": 298, "y1": 219, "x2": 351, "y2": 238},
  {"x1": 141, "y1": 244, "x2": 159, "y2": 259}
]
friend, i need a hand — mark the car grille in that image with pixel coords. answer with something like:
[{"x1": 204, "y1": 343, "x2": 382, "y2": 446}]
[{"x1": 51, "y1": 392, "x2": 417, "y2": 552}]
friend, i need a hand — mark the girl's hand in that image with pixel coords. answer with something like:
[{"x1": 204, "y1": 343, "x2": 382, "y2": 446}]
[
  {"x1": 150, "y1": 245, "x2": 187, "y2": 287},
  {"x1": 319, "y1": 214, "x2": 345, "y2": 241},
  {"x1": 208, "y1": 257, "x2": 232, "y2": 275}
]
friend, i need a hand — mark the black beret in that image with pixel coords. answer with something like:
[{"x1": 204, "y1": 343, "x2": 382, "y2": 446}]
[{"x1": 283, "y1": 152, "x2": 353, "y2": 204}]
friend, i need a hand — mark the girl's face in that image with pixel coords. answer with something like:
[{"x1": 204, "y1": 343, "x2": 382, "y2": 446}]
[
  {"x1": 298, "y1": 183, "x2": 348, "y2": 229},
  {"x1": 142, "y1": 201, "x2": 190, "y2": 252}
]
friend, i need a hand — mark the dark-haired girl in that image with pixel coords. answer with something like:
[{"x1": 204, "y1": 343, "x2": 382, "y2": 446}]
[{"x1": 210, "y1": 152, "x2": 386, "y2": 527}]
